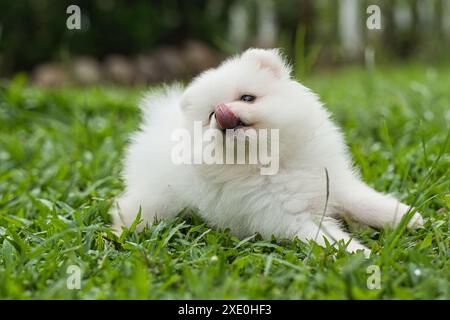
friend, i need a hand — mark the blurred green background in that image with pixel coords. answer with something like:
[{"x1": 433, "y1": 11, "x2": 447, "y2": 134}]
[{"x1": 0, "y1": 0, "x2": 449, "y2": 85}]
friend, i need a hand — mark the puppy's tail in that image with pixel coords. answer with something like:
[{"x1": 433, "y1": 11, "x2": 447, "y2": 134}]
[{"x1": 139, "y1": 84, "x2": 184, "y2": 126}]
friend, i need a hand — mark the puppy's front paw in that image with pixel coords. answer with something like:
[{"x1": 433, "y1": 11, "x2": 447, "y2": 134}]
[
  {"x1": 406, "y1": 211, "x2": 424, "y2": 229},
  {"x1": 109, "y1": 199, "x2": 127, "y2": 236},
  {"x1": 346, "y1": 241, "x2": 371, "y2": 258}
]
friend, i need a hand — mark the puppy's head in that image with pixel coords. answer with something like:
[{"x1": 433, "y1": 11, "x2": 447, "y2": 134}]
[
  {"x1": 181, "y1": 48, "x2": 311, "y2": 129},
  {"x1": 180, "y1": 48, "x2": 321, "y2": 169}
]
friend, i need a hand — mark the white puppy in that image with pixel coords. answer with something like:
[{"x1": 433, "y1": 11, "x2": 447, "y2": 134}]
[{"x1": 111, "y1": 48, "x2": 423, "y2": 255}]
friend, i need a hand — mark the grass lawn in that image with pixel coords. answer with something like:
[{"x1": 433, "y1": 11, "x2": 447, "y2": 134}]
[{"x1": 0, "y1": 63, "x2": 449, "y2": 299}]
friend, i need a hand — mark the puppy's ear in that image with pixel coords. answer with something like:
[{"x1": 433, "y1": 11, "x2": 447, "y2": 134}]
[{"x1": 242, "y1": 48, "x2": 291, "y2": 80}]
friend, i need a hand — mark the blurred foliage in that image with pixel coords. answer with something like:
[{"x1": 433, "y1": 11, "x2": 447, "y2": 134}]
[
  {"x1": 0, "y1": 0, "x2": 449, "y2": 76},
  {"x1": 0, "y1": 0, "x2": 234, "y2": 73}
]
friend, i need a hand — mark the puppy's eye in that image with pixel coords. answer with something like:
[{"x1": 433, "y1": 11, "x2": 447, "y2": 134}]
[
  {"x1": 209, "y1": 111, "x2": 215, "y2": 120},
  {"x1": 240, "y1": 94, "x2": 256, "y2": 103}
]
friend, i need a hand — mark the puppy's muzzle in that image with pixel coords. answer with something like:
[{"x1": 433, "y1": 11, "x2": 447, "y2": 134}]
[{"x1": 215, "y1": 103, "x2": 241, "y2": 129}]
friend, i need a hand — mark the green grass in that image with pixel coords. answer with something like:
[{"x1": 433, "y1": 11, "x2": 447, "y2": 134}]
[{"x1": 0, "y1": 64, "x2": 449, "y2": 299}]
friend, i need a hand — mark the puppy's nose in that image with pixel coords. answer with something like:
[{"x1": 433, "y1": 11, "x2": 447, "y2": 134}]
[{"x1": 215, "y1": 103, "x2": 240, "y2": 129}]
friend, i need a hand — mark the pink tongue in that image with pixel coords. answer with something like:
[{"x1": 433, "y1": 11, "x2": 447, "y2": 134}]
[{"x1": 215, "y1": 103, "x2": 239, "y2": 129}]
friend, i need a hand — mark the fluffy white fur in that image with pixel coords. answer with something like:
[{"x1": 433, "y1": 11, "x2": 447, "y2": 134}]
[{"x1": 111, "y1": 48, "x2": 423, "y2": 255}]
